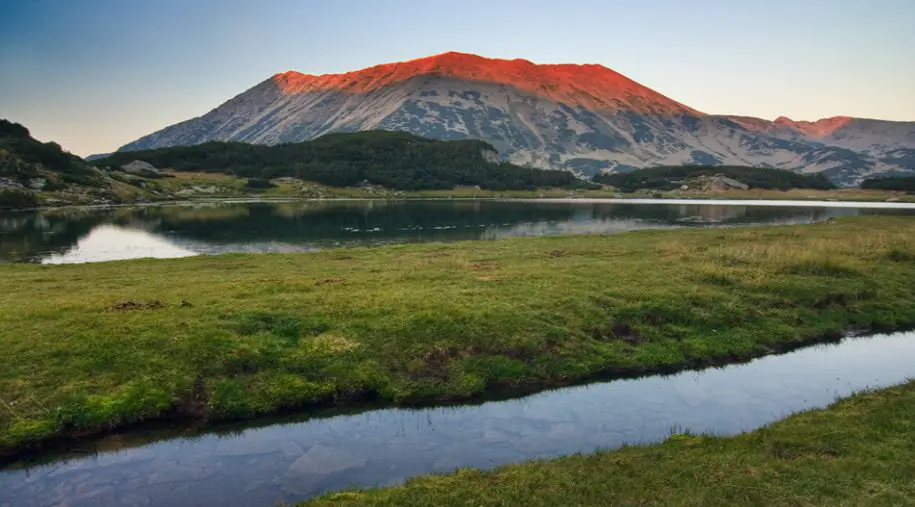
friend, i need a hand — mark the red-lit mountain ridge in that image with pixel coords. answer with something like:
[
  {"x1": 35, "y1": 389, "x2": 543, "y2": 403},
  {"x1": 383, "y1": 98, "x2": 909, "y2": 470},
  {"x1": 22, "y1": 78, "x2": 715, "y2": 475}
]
[{"x1": 120, "y1": 52, "x2": 915, "y2": 185}]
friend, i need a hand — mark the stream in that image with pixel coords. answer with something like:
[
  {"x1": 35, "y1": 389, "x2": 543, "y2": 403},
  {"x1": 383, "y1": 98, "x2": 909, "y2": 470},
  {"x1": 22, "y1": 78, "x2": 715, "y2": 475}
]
[{"x1": 1, "y1": 331, "x2": 913, "y2": 506}]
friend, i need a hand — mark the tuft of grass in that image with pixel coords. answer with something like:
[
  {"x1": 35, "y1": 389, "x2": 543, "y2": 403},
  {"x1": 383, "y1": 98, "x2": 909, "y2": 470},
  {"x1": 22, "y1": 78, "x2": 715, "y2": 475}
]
[
  {"x1": 303, "y1": 380, "x2": 915, "y2": 506},
  {"x1": 1, "y1": 217, "x2": 915, "y2": 455}
]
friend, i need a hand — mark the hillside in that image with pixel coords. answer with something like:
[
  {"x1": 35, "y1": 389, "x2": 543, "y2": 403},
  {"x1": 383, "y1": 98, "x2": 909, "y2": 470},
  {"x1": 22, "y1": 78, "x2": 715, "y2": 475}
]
[
  {"x1": 117, "y1": 52, "x2": 915, "y2": 186},
  {"x1": 96, "y1": 130, "x2": 588, "y2": 191},
  {"x1": 0, "y1": 119, "x2": 108, "y2": 208},
  {"x1": 594, "y1": 165, "x2": 836, "y2": 193}
]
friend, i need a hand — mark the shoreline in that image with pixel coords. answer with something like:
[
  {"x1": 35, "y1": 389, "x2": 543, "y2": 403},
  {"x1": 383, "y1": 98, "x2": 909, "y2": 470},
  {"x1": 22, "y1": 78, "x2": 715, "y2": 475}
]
[{"x1": 12, "y1": 193, "x2": 915, "y2": 214}]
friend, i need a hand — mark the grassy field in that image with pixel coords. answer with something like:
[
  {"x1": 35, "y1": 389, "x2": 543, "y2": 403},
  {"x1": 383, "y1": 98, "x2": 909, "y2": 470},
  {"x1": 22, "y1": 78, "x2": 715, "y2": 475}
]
[
  {"x1": 1, "y1": 217, "x2": 915, "y2": 456},
  {"x1": 305, "y1": 380, "x2": 915, "y2": 506}
]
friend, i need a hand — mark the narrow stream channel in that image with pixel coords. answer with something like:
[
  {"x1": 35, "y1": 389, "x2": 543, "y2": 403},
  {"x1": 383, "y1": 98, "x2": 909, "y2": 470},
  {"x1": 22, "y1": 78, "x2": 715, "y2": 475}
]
[{"x1": 2, "y1": 331, "x2": 913, "y2": 507}]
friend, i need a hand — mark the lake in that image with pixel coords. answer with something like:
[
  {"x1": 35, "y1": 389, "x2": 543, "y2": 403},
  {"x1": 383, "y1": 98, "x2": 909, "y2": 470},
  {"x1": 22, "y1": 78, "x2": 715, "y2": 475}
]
[
  {"x1": 3, "y1": 198, "x2": 915, "y2": 264},
  {"x1": 2, "y1": 330, "x2": 913, "y2": 506}
]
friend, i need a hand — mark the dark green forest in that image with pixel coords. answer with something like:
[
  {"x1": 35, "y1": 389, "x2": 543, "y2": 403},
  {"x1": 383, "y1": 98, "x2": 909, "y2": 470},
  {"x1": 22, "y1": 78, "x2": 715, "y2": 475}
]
[
  {"x1": 860, "y1": 175, "x2": 915, "y2": 191},
  {"x1": 95, "y1": 131, "x2": 591, "y2": 191},
  {"x1": 593, "y1": 165, "x2": 835, "y2": 192}
]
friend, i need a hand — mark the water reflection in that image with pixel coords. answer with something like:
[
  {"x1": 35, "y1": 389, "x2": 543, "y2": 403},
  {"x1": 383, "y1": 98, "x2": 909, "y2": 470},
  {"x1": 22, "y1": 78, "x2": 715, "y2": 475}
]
[
  {"x1": 43, "y1": 226, "x2": 198, "y2": 264},
  {"x1": 1, "y1": 331, "x2": 913, "y2": 506},
  {"x1": 2, "y1": 199, "x2": 914, "y2": 264}
]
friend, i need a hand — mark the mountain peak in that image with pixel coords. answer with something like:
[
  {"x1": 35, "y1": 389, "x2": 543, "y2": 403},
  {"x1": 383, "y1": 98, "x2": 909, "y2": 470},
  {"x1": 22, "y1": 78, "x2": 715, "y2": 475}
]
[
  {"x1": 772, "y1": 115, "x2": 854, "y2": 137},
  {"x1": 271, "y1": 52, "x2": 700, "y2": 116}
]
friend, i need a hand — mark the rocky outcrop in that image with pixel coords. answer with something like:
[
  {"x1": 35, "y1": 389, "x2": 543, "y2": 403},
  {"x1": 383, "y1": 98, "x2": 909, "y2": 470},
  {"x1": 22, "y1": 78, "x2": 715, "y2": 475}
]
[
  {"x1": 282, "y1": 445, "x2": 366, "y2": 495},
  {"x1": 120, "y1": 160, "x2": 161, "y2": 175},
  {"x1": 706, "y1": 175, "x2": 750, "y2": 191}
]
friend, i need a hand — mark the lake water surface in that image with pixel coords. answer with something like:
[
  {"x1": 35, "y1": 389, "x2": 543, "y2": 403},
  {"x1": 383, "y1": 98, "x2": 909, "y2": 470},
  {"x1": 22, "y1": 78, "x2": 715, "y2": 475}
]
[
  {"x1": 3, "y1": 198, "x2": 915, "y2": 263},
  {"x1": 1, "y1": 331, "x2": 913, "y2": 507}
]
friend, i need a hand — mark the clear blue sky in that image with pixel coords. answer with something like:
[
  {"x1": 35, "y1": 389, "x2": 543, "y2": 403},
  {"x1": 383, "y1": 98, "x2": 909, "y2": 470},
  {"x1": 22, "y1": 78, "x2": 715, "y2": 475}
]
[{"x1": 1, "y1": 0, "x2": 913, "y2": 156}]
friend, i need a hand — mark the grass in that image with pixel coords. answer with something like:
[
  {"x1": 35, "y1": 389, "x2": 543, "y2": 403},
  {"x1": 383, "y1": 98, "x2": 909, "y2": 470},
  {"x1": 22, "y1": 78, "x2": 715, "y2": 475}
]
[
  {"x1": 1, "y1": 217, "x2": 915, "y2": 456},
  {"x1": 32, "y1": 170, "x2": 915, "y2": 207},
  {"x1": 304, "y1": 379, "x2": 915, "y2": 506}
]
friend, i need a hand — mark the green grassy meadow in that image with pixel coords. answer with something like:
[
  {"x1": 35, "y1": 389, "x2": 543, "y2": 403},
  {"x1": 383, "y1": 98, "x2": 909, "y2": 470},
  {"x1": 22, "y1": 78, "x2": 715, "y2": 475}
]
[{"x1": 1, "y1": 217, "x2": 915, "y2": 456}]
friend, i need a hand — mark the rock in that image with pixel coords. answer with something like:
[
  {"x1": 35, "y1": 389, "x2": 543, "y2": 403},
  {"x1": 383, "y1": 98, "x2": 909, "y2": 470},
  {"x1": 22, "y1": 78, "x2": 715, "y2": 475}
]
[
  {"x1": 680, "y1": 184, "x2": 689, "y2": 191},
  {"x1": 285, "y1": 445, "x2": 366, "y2": 477},
  {"x1": 120, "y1": 160, "x2": 161, "y2": 175},
  {"x1": 886, "y1": 197, "x2": 901, "y2": 202},
  {"x1": 28, "y1": 177, "x2": 46, "y2": 190},
  {"x1": 281, "y1": 440, "x2": 305, "y2": 458},
  {"x1": 0, "y1": 177, "x2": 28, "y2": 191},
  {"x1": 282, "y1": 445, "x2": 366, "y2": 495},
  {"x1": 708, "y1": 175, "x2": 749, "y2": 191},
  {"x1": 481, "y1": 148, "x2": 501, "y2": 164}
]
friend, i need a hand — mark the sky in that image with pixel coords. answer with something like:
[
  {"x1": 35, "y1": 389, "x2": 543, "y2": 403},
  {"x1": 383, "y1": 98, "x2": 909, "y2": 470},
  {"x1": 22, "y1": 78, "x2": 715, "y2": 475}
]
[{"x1": 1, "y1": 0, "x2": 913, "y2": 156}]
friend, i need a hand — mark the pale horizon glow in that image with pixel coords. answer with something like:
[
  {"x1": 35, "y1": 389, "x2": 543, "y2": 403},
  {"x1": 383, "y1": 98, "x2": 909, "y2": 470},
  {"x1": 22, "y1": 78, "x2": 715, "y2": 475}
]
[{"x1": 1, "y1": 0, "x2": 913, "y2": 156}]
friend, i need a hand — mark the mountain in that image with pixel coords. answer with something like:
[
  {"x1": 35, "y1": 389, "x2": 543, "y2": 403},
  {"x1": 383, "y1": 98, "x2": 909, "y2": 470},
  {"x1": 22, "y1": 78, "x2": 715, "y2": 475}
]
[
  {"x1": 119, "y1": 52, "x2": 915, "y2": 186},
  {"x1": 84, "y1": 152, "x2": 112, "y2": 161}
]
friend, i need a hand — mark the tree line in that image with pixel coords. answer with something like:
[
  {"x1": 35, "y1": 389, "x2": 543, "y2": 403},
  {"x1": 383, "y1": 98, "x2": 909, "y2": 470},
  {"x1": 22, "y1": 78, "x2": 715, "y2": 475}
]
[
  {"x1": 96, "y1": 131, "x2": 591, "y2": 191},
  {"x1": 592, "y1": 165, "x2": 835, "y2": 192},
  {"x1": 860, "y1": 175, "x2": 915, "y2": 191}
]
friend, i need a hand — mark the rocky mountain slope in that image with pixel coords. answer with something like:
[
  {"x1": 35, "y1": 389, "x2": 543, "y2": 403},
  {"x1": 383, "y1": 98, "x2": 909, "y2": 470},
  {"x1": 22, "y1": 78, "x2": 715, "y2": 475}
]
[{"x1": 119, "y1": 52, "x2": 915, "y2": 186}]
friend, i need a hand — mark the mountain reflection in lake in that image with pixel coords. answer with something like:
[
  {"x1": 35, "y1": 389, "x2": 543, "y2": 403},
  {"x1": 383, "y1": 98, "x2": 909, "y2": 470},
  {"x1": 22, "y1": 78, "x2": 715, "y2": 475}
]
[{"x1": 2, "y1": 199, "x2": 914, "y2": 264}]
